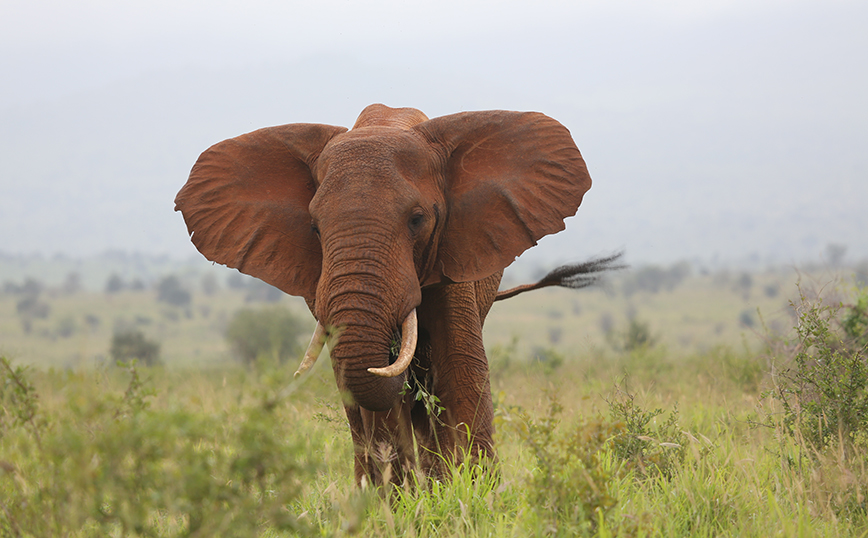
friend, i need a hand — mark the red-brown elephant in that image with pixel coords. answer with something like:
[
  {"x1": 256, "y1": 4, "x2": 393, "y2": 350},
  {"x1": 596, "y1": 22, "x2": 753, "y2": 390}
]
[{"x1": 175, "y1": 104, "x2": 605, "y2": 486}]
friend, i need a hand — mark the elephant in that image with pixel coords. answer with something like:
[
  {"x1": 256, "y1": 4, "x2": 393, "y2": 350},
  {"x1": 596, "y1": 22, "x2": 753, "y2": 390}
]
[{"x1": 175, "y1": 104, "x2": 615, "y2": 486}]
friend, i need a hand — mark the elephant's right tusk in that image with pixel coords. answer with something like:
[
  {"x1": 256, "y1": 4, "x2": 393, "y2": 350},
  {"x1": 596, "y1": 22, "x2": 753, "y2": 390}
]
[
  {"x1": 368, "y1": 309, "x2": 417, "y2": 378},
  {"x1": 294, "y1": 321, "x2": 328, "y2": 378}
]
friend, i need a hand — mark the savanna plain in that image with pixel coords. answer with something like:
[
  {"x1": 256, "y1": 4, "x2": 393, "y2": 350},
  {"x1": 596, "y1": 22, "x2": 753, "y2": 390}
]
[{"x1": 2, "y1": 258, "x2": 868, "y2": 537}]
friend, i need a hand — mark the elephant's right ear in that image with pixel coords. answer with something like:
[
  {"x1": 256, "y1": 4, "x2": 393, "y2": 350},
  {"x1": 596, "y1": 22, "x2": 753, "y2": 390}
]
[{"x1": 174, "y1": 123, "x2": 347, "y2": 302}]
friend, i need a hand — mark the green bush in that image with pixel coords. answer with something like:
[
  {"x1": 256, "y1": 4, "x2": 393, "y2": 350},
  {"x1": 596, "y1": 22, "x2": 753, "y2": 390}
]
[
  {"x1": 503, "y1": 395, "x2": 621, "y2": 535},
  {"x1": 533, "y1": 346, "x2": 565, "y2": 374},
  {"x1": 607, "y1": 384, "x2": 686, "y2": 481},
  {"x1": 606, "y1": 317, "x2": 657, "y2": 353},
  {"x1": 105, "y1": 273, "x2": 125, "y2": 294},
  {"x1": 225, "y1": 306, "x2": 309, "y2": 365},
  {"x1": 155, "y1": 275, "x2": 191, "y2": 307},
  {"x1": 621, "y1": 262, "x2": 691, "y2": 296},
  {"x1": 110, "y1": 330, "x2": 161, "y2": 366},
  {"x1": 0, "y1": 358, "x2": 322, "y2": 537},
  {"x1": 842, "y1": 286, "x2": 868, "y2": 349},
  {"x1": 766, "y1": 286, "x2": 868, "y2": 453}
]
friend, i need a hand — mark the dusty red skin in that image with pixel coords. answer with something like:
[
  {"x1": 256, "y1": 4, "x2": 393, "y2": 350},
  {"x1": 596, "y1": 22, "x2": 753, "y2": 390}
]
[{"x1": 175, "y1": 104, "x2": 592, "y2": 485}]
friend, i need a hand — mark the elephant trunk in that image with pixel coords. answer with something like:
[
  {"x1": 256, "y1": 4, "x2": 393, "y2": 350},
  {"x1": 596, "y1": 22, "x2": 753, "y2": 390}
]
[
  {"x1": 316, "y1": 251, "x2": 420, "y2": 412},
  {"x1": 328, "y1": 305, "x2": 409, "y2": 412}
]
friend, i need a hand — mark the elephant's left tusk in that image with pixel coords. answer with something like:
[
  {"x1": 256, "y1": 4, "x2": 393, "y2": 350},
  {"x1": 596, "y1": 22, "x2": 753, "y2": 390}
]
[
  {"x1": 294, "y1": 321, "x2": 328, "y2": 378},
  {"x1": 368, "y1": 309, "x2": 417, "y2": 378}
]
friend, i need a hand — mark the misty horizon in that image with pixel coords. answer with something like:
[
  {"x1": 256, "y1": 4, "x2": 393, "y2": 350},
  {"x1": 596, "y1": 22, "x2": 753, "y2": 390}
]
[{"x1": 2, "y1": 0, "x2": 866, "y2": 271}]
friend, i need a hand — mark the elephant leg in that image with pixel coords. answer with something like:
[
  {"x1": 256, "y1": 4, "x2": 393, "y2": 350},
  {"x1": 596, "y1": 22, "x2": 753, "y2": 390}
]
[
  {"x1": 417, "y1": 275, "x2": 501, "y2": 474},
  {"x1": 475, "y1": 271, "x2": 503, "y2": 325},
  {"x1": 344, "y1": 399, "x2": 417, "y2": 487}
]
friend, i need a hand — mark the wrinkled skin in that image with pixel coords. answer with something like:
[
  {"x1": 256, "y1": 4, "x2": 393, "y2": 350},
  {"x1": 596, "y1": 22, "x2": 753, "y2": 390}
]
[{"x1": 175, "y1": 104, "x2": 592, "y2": 485}]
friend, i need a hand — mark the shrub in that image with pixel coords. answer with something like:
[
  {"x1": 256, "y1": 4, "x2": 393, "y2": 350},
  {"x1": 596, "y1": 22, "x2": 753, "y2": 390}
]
[
  {"x1": 842, "y1": 286, "x2": 868, "y2": 349},
  {"x1": 245, "y1": 279, "x2": 283, "y2": 302},
  {"x1": 105, "y1": 273, "x2": 125, "y2": 293},
  {"x1": 61, "y1": 272, "x2": 82, "y2": 294},
  {"x1": 0, "y1": 358, "x2": 321, "y2": 536},
  {"x1": 532, "y1": 346, "x2": 565, "y2": 374},
  {"x1": 225, "y1": 306, "x2": 308, "y2": 365},
  {"x1": 16, "y1": 296, "x2": 50, "y2": 319},
  {"x1": 607, "y1": 384, "x2": 686, "y2": 481},
  {"x1": 606, "y1": 317, "x2": 657, "y2": 353},
  {"x1": 621, "y1": 262, "x2": 690, "y2": 296},
  {"x1": 20, "y1": 278, "x2": 43, "y2": 297},
  {"x1": 55, "y1": 316, "x2": 77, "y2": 338},
  {"x1": 156, "y1": 275, "x2": 191, "y2": 307},
  {"x1": 503, "y1": 395, "x2": 621, "y2": 534},
  {"x1": 110, "y1": 330, "x2": 161, "y2": 366},
  {"x1": 765, "y1": 286, "x2": 868, "y2": 454},
  {"x1": 739, "y1": 309, "x2": 756, "y2": 328}
]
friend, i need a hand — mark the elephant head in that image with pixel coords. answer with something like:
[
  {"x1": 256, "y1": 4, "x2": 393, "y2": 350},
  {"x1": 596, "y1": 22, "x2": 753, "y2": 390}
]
[{"x1": 175, "y1": 104, "x2": 591, "y2": 413}]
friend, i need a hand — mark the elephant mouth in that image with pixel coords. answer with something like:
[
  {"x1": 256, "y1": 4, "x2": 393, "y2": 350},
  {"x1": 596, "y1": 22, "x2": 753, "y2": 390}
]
[
  {"x1": 367, "y1": 309, "x2": 417, "y2": 377},
  {"x1": 293, "y1": 309, "x2": 418, "y2": 379}
]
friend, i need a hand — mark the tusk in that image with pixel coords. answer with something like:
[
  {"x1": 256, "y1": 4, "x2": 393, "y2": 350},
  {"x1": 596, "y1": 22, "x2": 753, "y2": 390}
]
[
  {"x1": 368, "y1": 309, "x2": 417, "y2": 378},
  {"x1": 294, "y1": 321, "x2": 328, "y2": 378}
]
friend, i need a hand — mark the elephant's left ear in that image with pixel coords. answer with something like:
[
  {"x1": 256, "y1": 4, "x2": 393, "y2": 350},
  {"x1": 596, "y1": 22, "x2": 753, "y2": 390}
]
[{"x1": 415, "y1": 111, "x2": 591, "y2": 284}]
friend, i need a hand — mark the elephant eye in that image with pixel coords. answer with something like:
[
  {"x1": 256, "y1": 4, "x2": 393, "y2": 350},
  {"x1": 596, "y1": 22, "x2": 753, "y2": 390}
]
[
  {"x1": 409, "y1": 212, "x2": 425, "y2": 231},
  {"x1": 310, "y1": 223, "x2": 320, "y2": 237}
]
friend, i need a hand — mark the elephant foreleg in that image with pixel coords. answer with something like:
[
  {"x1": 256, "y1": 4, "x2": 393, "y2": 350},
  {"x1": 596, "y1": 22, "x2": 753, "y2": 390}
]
[
  {"x1": 344, "y1": 400, "x2": 417, "y2": 487},
  {"x1": 417, "y1": 277, "x2": 499, "y2": 474}
]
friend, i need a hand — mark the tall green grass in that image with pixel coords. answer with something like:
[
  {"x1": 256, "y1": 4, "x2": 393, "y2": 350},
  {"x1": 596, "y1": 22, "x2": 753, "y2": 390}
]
[{"x1": 2, "y1": 276, "x2": 867, "y2": 536}]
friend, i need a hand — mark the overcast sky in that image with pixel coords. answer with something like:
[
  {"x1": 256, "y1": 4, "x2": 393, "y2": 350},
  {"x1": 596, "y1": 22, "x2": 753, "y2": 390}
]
[{"x1": 1, "y1": 0, "x2": 866, "y2": 271}]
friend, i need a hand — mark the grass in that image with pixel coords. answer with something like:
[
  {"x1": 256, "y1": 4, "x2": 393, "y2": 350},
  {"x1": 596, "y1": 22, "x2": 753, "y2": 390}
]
[
  {"x1": 1, "y1": 267, "x2": 867, "y2": 536},
  {"x1": 5, "y1": 350, "x2": 867, "y2": 537}
]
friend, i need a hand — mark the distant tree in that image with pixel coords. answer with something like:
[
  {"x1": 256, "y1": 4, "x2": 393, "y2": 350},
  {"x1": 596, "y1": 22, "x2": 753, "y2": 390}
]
[
  {"x1": 56, "y1": 316, "x2": 77, "y2": 338},
  {"x1": 84, "y1": 313, "x2": 101, "y2": 330},
  {"x1": 606, "y1": 317, "x2": 657, "y2": 352},
  {"x1": 110, "y1": 330, "x2": 161, "y2": 366},
  {"x1": 156, "y1": 275, "x2": 191, "y2": 307},
  {"x1": 2, "y1": 281, "x2": 21, "y2": 294},
  {"x1": 61, "y1": 272, "x2": 82, "y2": 294},
  {"x1": 245, "y1": 279, "x2": 283, "y2": 303},
  {"x1": 225, "y1": 307, "x2": 307, "y2": 365},
  {"x1": 21, "y1": 278, "x2": 43, "y2": 297},
  {"x1": 15, "y1": 278, "x2": 50, "y2": 333},
  {"x1": 105, "y1": 274, "x2": 125, "y2": 294},
  {"x1": 622, "y1": 262, "x2": 691, "y2": 296},
  {"x1": 16, "y1": 296, "x2": 50, "y2": 319},
  {"x1": 548, "y1": 326, "x2": 563, "y2": 345}
]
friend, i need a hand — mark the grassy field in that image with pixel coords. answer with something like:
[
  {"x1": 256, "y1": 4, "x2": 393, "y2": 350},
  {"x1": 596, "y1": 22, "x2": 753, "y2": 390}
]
[
  {"x1": 0, "y1": 264, "x2": 799, "y2": 369},
  {"x1": 2, "y1": 265, "x2": 867, "y2": 536}
]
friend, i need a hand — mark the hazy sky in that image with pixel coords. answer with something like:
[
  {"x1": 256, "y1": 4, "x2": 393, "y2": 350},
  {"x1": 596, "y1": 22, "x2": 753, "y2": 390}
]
[{"x1": 2, "y1": 0, "x2": 866, "y2": 270}]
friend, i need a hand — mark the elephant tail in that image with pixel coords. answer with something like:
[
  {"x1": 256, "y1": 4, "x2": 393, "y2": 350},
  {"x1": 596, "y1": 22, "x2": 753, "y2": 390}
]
[{"x1": 495, "y1": 252, "x2": 626, "y2": 302}]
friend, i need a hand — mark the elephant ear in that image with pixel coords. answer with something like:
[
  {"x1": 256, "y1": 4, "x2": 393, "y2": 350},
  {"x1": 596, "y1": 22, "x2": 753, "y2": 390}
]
[
  {"x1": 415, "y1": 111, "x2": 591, "y2": 284},
  {"x1": 174, "y1": 123, "x2": 347, "y2": 301}
]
